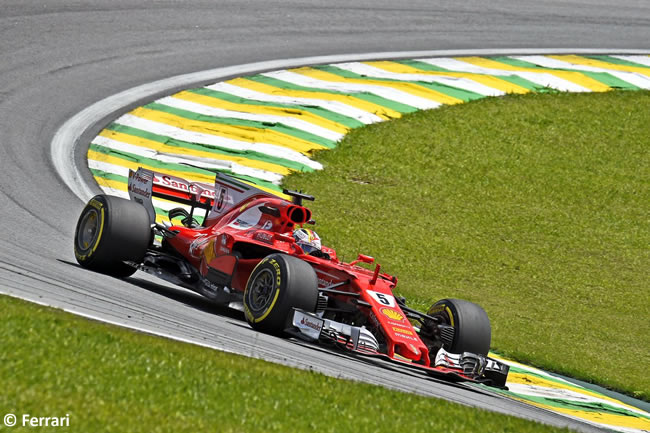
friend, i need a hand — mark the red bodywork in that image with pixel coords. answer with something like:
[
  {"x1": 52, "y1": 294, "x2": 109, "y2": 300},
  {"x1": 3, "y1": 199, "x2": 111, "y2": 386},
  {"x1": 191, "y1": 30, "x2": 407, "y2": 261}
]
[{"x1": 150, "y1": 172, "x2": 432, "y2": 367}]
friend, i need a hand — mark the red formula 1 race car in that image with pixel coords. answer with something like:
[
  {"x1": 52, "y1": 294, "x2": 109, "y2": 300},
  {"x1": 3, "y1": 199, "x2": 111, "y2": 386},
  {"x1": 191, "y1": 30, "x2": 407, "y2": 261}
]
[{"x1": 74, "y1": 168, "x2": 509, "y2": 388}]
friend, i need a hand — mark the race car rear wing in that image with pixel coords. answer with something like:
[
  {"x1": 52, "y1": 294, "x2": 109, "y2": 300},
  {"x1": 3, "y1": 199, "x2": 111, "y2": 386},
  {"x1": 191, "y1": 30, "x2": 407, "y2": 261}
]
[
  {"x1": 127, "y1": 167, "x2": 276, "y2": 225},
  {"x1": 128, "y1": 168, "x2": 216, "y2": 224}
]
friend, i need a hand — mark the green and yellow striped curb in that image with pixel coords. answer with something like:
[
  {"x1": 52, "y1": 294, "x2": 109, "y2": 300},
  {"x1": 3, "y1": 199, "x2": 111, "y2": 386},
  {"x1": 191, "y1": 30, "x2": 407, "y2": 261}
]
[
  {"x1": 487, "y1": 355, "x2": 650, "y2": 432},
  {"x1": 86, "y1": 53, "x2": 650, "y2": 432},
  {"x1": 88, "y1": 54, "x2": 650, "y2": 221}
]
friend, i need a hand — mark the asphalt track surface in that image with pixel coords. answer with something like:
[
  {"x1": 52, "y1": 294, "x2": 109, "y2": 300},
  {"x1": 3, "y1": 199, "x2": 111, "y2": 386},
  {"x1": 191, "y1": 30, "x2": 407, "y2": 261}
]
[{"x1": 1, "y1": 2, "x2": 648, "y2": 431}]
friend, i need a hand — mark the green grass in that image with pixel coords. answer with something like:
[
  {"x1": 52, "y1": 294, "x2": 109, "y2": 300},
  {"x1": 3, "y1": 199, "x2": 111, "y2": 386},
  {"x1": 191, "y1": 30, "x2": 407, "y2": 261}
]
[
  {"x1": 283, "y1": 90, "x2": 650, "y2": 401},
  {"x1": 0, "y1": 295, "x2": 570, "y2": 433}
]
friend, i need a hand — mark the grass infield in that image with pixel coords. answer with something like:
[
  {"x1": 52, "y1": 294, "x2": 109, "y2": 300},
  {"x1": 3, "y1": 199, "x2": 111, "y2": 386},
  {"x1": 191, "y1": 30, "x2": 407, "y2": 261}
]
[{"x1": 284, "y1": 89, "x2": 650, "y2": 401}]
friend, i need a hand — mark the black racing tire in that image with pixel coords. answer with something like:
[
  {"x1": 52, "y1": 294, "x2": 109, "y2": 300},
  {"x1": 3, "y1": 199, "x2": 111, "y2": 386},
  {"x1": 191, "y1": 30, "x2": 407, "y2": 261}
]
[
  {"x1": 428, "y1": 298, "x2": 491, "y2": 356},
  {"x1": 243, "y1": 253, "x2": 318, "y2": 335},
  {"x1": 74, "y1": 194, "x2": 152, "y2": 278}
]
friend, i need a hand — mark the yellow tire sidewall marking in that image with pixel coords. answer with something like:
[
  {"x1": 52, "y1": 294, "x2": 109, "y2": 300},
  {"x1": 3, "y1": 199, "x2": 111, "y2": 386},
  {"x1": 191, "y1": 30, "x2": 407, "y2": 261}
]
[{"x1": 255, "y1": 259, "x2": 282, "y2": 323}]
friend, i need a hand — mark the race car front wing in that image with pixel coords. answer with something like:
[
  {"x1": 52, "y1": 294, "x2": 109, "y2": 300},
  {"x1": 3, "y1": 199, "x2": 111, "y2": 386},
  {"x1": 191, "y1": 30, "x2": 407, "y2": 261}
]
[{"x1": 287, "y1": 309, "x2": 509, "y2": 388}]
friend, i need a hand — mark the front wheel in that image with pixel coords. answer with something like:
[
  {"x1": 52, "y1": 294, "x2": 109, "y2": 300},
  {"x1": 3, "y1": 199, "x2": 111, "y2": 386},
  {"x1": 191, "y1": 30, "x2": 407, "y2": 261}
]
[
  {"x1": 74, "y1": 194, "x2": 152, "y2": 278},
  {"x1": 428, "y1": 298, "x2": 491, "y2": 356},
  {"x1": 243, "y1": 253, "x2": 318, "y2": 335}
]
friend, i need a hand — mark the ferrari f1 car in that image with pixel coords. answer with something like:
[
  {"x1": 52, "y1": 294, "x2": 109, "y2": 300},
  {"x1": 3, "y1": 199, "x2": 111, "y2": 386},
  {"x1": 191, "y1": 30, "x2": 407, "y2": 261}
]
[{"x1": 74, "y1": 168, "x2": 509, "y2": 388}]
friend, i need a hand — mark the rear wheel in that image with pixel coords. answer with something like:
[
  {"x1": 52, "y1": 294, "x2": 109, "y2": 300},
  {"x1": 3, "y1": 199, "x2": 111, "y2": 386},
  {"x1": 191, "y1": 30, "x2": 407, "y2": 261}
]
[
  {"x1": 428, "y1": 298, "x2": 491, "y2": 356},
  {"x1": 74, "y1": 194, "x2": 152, "y2": 278},
  {"x1": 243, "y1": 253, "x2": 318, "y2": 335}
]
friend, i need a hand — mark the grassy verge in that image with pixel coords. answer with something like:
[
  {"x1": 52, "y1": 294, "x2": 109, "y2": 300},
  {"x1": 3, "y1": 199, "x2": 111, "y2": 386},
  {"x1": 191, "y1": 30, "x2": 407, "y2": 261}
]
[
  {"x1": 0, "y1": 295, "x2": 570, "y2": 433},
  {"x1": 283, "y1": 90, "x2": 650, "y2": 401}
]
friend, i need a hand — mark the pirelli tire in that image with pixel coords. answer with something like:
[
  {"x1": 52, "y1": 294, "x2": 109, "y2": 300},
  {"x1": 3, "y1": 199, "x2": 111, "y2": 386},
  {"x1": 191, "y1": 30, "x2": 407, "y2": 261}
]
[
  {"x1": 428, "y1": 298, "x2": 492, "y2": 356},
  {"x1": 74, "y1": 194, "x2": 151, "y2": 278},
  {"x1": 243, "y1": 253, "x2": 318, "y2": 335}
]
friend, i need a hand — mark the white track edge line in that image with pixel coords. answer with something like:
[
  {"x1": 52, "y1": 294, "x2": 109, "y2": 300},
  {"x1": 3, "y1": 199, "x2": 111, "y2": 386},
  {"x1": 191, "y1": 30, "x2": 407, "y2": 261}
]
[{"x1": 0, "y1": 290, "x2": 242, "y2": 358}]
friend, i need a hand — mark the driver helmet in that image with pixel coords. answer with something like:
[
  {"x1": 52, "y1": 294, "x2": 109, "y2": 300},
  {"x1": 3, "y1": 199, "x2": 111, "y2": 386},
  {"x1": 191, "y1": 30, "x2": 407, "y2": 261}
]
[{"x1": 293, "y1": 228, "x2": 321, "y2": 254}]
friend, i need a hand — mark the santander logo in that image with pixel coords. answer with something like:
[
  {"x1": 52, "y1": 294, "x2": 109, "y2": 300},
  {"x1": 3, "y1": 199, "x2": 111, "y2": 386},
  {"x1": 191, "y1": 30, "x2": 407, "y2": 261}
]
[{"x1": 300, "y1": 317, "x2": 322, "y2": 331}]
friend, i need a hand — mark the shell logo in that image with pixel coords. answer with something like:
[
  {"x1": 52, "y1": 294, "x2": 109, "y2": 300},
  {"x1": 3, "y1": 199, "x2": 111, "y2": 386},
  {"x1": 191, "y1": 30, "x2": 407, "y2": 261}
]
[{"x1": 380, "y1": 307, "x2": 405, "y2": 322}]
